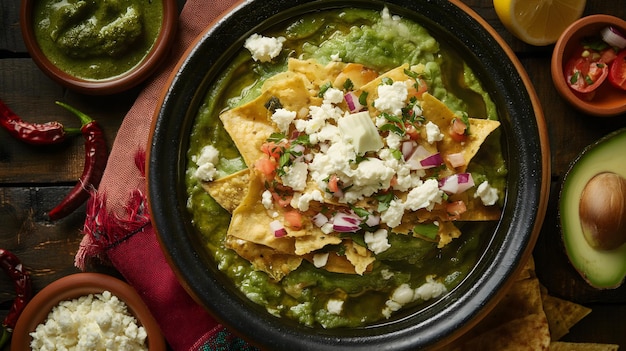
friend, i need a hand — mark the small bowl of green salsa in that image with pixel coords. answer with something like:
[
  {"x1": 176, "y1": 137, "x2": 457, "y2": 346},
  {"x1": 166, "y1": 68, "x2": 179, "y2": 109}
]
[{"x1": 20, "y1": 0, "x2": 178, "y2": 95}]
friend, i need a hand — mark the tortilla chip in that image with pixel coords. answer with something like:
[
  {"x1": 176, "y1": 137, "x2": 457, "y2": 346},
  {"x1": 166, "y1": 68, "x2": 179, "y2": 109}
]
[
  {"x1": 201, "y1": 169, "x2": 250, "y2": 212},
  {"x1": 288, "y1": 59, "x2": 346, "y2": 89},
  {"x1": 541, "y1": 291, "x2": 591, "y2": 341},
  {"x1": 549, "y1": 342, "x2": 619, "y2": 351},
  {"x1": 420, "y1": 93, "x2": 501, "y2": 174},
  {"x1": 453, "y1": 313, "x2": 551, "y2": 351},
  {"x1": 225, "y1": 235, "x2": 302, "y2": 281},
  {"x1": 220, "y1": 70, "x2": 317, "y2": 167},
  {"x1": 474, "y1": 277, "x2": 546, "y2": 334},
  {"x1": 228, "y1": 171, "x2": 296, "y2": 254},
  {"x1": 344, "y1": 241, "x2": 375, "y2": 275},
  {"x1": 294, "y1": 234, "x2": 342, "y2": 256}
]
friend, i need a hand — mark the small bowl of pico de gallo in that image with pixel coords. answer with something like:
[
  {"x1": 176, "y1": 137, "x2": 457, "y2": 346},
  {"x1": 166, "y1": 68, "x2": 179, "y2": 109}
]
[{"x1": 551, "y1": 14, "x2": 626, "y2": 117}]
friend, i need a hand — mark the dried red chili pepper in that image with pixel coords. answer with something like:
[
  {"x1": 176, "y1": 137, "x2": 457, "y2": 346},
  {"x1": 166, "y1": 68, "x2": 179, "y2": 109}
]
[
  {"x1": 47, "y1": 101, "x2": 108, "y2": 221},
  {"x1": 0, "y1": 99, "x2": 80, "y2": 145},
  {"x1": 0, "y1": 248, "x2": 32, "y2": 348}
]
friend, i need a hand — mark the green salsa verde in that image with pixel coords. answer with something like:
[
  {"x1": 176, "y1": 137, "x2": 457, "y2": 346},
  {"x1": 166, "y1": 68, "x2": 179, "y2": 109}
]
[
  {"x1": 32, "y1": 0, "x2": 163, "y2": 80},
  {"x1": 186, "y1": 8, "x2": 506, "y2": 328}
]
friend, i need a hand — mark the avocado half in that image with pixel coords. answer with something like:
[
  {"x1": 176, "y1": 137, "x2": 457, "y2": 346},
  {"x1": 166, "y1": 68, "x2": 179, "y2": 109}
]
[{"x1": 560, "y1": 128, "x2": 626, "y2": 289}]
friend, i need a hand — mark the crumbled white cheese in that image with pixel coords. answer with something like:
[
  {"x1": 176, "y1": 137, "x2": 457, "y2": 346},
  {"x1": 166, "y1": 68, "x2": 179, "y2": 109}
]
[
  {"x1": 380, "y1": 269, "x2": 394, "y2": 280},
  {"x1": 385, "y1": 131, "x2": 402, "y2": 150},
  {"x1": 404, "y1": 178, "x2": 443, "y2": 211},
  {"x1": 326, "y1": 299, "x2": 344, "y2": 315},
  {"x1": 244, "y1": 34, "x2": 285, "y2": 62},
  {"x1": 313, "y1": 252, "x2": 329, "y2": 268},
  {"x1": 374, "y1": 81, "x2": 408, "y2": 115},
  {"x1": 262, "y1": 189, "x2": 273, "y2": 209},
  {"x1": 291, "y1": 189, "x2": 323, "y2": 212},
  {"x1": 271, "y1": 108, "x2": 297, "y2": 133},
  {"x1": 323, "y1": 87, "x2": 345, "y2": 105},
  {"x1": 382, "y1": 277, "x2": 447, "y2": 319},
  {"x1": 474, "y1": 180, "x2": 499, "y2": 206},
  {"x1": 280, "y1": 161, "x2": 308, "y2": 191},
  {"x1": 364, "y1": 229, "x2": 391, "y2": 254},
  {"x1": 295, "y1": 103, "x2": 342, "y2": 135},
  {"x1": 194, "y1": 145, "x2": 220, "y2": 181},
  {"x1": 380, "y1": 199, "x2": 404, "y2": 228},
  {"x1": 338, "y1": 111, "x2": 384, "y2": 154},
  {"x1": 391, "y1": 284, "x2": 414, "y2": 304},
  {"x1": 414, "y1": 276, "x2": 447, "y2": 301},
  {"x1": 30, "y1": 291, "x2": 147, "y2": 351},
  {"x1": 425, "y1": 121, "x2": 443, "y2": 144}
]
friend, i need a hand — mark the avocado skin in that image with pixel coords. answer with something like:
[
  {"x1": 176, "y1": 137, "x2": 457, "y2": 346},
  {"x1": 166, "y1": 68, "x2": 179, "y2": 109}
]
[{"x1": 559, "y1": 128, "x2": 626, "y2": 289}]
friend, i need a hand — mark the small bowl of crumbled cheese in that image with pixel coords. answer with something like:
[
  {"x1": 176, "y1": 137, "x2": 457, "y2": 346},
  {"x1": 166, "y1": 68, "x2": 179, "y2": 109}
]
[{"x1": 10, "y1": 273, "x2": 165, "y2": 351}]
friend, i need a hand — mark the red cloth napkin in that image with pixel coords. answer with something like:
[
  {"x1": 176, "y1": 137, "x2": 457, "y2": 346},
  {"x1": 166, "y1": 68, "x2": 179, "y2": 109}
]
[{"x1": 74, "y1": 1, "x2": 257, "y2": 350}]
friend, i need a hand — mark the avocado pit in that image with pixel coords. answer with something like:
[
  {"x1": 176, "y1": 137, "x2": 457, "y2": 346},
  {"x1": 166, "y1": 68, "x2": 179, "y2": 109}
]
[{"x1": 579, "y1": 172, "x2": 626, "y2": 250}]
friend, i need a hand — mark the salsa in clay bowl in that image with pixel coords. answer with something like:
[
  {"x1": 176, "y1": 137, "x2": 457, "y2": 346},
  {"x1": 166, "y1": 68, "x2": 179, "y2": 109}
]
[{"x1": 148, "y1": 0, "x2": 550, "y2": 350}]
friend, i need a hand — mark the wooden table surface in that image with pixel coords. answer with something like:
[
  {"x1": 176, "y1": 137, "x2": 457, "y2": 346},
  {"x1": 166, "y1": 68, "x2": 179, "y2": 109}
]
[{"x1": 2, "y1": 0, "x2": 626, "y2": 349}]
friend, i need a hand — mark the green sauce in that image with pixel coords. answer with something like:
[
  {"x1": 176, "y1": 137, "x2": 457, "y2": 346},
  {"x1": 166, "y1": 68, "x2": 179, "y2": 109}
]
[
  {"x1": 186, "y1": 8, "x2": 506, "y2": 328},
  {"x1": 33, "y1": 0, "x2": 163, "y2": 80}
]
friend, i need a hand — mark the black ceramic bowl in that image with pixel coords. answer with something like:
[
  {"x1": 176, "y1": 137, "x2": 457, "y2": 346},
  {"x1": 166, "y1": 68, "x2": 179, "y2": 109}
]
[{"x1": 148, "y1": 0, "x2": 550, "y2": 350}]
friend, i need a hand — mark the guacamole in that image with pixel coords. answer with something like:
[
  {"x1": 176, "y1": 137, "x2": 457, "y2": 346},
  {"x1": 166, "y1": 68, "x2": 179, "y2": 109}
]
[
  {"x1": 186, "y1": 7, "x2": 506, "y2": 328},
  {"x1": 32, "y1": 0, "x2": 163, "y2": 80}
]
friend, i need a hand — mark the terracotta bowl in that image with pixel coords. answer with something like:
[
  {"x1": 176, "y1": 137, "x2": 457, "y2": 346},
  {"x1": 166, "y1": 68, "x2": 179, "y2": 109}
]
[
  {"x1": 11, "y1": 273, "x2": 166, "y2": 351},
  {"x1": 148, "y1": 0, "x2": 550, "y2": 350},
  {"x1": 19, "y1": 0, "x2": 178, "y2": 95},
  {"x1": 551, "y1": 15, "x2": 626, "y2": 117}
]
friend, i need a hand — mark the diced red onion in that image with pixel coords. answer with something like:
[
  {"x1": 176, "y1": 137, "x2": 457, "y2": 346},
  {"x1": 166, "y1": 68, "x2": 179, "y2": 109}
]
[
  {"x1": 420, "y1": 152, "x2": 444, "y2": 168},
  {"x1": 344, "y1": 92, "x2": 364, "y2": 113},
  {"x1": 402, "y1": 141, "x2": 417, "y2": 160},
  {"x1": 439, "y1": 173, "x2": 475, "y2": 194},
  {"x1": 332, "y1": 213, "x2": 361, "y2": 232},
  {"x1": 601, "y1": 26, "x2": 626, "y2": 49},
  {"x1": 270, "y1": 220, "x2": 287, "y2": 237},
  {"x1": 446, "y1": 152, "x2": 466, "y2": 168},
  {"x1": 312, "y1": 213, "x2": 329, "y2": 227},
  {"x1": 405, "y1": 145, "x2": 431, "y2": 169}
]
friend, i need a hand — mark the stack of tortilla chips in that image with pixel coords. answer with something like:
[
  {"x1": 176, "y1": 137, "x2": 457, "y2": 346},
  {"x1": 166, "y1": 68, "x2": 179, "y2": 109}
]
[{"x1": 447, "y1": 257, "x2": 619, "y2": 350}]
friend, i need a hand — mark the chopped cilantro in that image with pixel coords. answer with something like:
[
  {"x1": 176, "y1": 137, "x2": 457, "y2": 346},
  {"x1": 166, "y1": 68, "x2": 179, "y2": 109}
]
[
  {"x1": 375, "y1": 192, "x2": 395, "y2": 212},
  {"x1": 343, "y1": 78, "x2": 354, "y2": 91},
  {"x1": 359, "y1": 91, "x2": 368, "y2": 106},
  {"x1": 381, "y1": 77, "x2": 393, "y2": 85},
  {"x1": 318, "y1": 82, "x2": 332, "y2": 97}
]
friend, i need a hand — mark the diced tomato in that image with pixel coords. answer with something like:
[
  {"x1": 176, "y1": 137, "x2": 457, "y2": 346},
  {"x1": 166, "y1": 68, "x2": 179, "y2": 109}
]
[
  {"x1": 564, "y1": 51, "x2": 609, "y2": 99},
  {"x1": 390, "y1": 175, "x2": 398, "y2": 187},
  {"x1": 271, "y1": 191, "x2": 292, "y2": 208},
  {"x1": 254, "y1": 158, "x2": 277, "y2": 179},
  {"x1": 283, "y1": 210, "x2": 303, "y2": 230},
  {"x1": 609, "y1": 49, "x2": 626, "y2": 90},
  {"x1": 327, "y1": 174, "x2": 340, "y2": 193},
  {"x1": 407, "y1": 78, "x2": 428, "y2": 99},
  {"x1": 449, "y1": 118, "x2": 467, "y2": 142},
  {"x1": 261, "y1": 141, "x2": 284, "y2": 159},
  {"x1": 404, "y1": 124, "x2": 420, "y2": 140},
  {"x1": 446, "y1": 200, "x2": 467, "y2": 220}
]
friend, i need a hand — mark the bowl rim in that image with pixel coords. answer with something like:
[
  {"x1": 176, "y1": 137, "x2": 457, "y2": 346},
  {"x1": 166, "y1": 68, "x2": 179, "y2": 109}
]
[
  {"x1": 147, "y1": 0, "x2": 550, "y2": 350},
  {"x1": 11, "y1": 272, "x2": 166, "y2": 351},
  {"x1": 551, "y1": 14, "x2": 626, "y2": 117},
  {"x1": 19, "y1": 0, "x2": 179, "y2": 95}
]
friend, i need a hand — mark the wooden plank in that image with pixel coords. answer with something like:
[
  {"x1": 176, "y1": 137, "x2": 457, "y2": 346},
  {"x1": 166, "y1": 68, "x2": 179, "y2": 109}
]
[
  {"x1": 0, "y1": 186, "x2": 83, "y2": 313},
  {"x1": 0, "y1": 2, "x2": 26, "y2": 54},
  {"x1": 0, "y1": 59, "x2": 136, "y2": 184}
]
